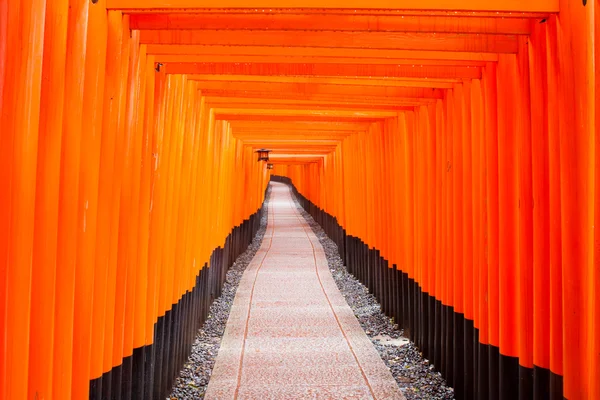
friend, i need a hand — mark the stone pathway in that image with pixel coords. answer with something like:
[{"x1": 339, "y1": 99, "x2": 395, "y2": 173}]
[{"x1": 204, "y1": 182, "x2": 405, "y2": 400}]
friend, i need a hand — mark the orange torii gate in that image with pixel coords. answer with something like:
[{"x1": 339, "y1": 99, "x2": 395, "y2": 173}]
[{"x1": 0, "y1": 1, "x2": 598, "y2": 400}]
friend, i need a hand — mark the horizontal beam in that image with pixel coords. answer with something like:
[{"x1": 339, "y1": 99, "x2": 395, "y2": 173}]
[
  {"x1": 201, "y1": 90, "x2": 434, "y2": 106},
  {"x1": 140, "y1": 30, "x2": 518, "y2": 53},
  {"x1": 247, "y1": 148, "x2": 337, "y2": 154},
  {"x1": 233, "y1": 130, "x2": 356, "y2": 137},
  {"x1": 266, "y1": 161, "x2": 319, "y2": 165},
  {"x1": 195, "y1": 81, "x2": 444, "y2": 99},
  {"x1": 238, "y1": 138, "x2": 343, "y2": 143},
  {"x1": 154, "y1": 55, "x2": 489, "y2": 66},
  {"x1": 130, "y1": 13, "x2": 531, "y2": 34},
  {"x1": 234, "y1": 130, "x2": 352, "y2": 136},
  {"x1": 222, "y1": 115, "x2": 384, "y2": 122},
  {"x1": 214, "y1": 108, "x2": 398, "y2": 118},
  {"x1": 191, "y1": 74, "x2": 458, "y2": 88},
  {"x1": 120, "y1": 9, "x2": 549, "y2": 18},
  {"x1": 205, "y1": 96, "x2": 416, "y2": 107},
  {"x1": 169, "y1": 63, "x2": 480, "y2": 79},
  {"x1": 230, "y1": 121, "x2": 371, "y2": 131},
  {"x1": 238, "y1": 135, "x2": 354, "y2": 143},
  {"x1": 147, "y1": 45, "x2": 499, "y2": 62},
  {"x1": 108, "y1": 1, "x2": 558, "y2": 13},
  {"x1": 208, "y1": 102, "x2": 412, "y2": 111},
  {"x1": 268, "y1": 154, "x2": 327, "y2": 159},
  {"x1": 234, "y1": 129, "x2": 363, "y2": 136}
]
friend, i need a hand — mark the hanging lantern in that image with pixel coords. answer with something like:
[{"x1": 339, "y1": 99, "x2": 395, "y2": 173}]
[
  {"x1": 256, "y1": 148, "x2": 271, "y2": 162},
  {"x1": 267, "y1": 163, "x2": 274, "y2": 170}
]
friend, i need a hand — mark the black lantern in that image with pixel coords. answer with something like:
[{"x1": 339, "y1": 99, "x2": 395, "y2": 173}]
[
  {"x1": 267, "y1": 163, "x2": 274, "y2": 170},
  {"x1": 256, "y1": 149, "x2": 271, "y2": 162}
]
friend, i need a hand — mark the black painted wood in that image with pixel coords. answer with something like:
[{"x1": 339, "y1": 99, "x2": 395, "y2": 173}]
[{"x1": 89, "y1": 191, "x2": 267, "y2": 400}]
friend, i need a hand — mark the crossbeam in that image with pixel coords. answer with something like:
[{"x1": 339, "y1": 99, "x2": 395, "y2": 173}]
[
  {"x1": 146, "y1": 45, "x2": 499, "y2": 62},
  {"x1": 208, "y1": 102, "x2": 412, "y2": 111},
  {"x1": 195, "y1": 81, "x2": 444, "y2": 99},
  {"x1": 108, "y1": 0, "x2": 558, "y2": 13},
  {"x1": 214, "y1": 108, "x2": 398, "y2": 118},
  {"x1": 130, "y1": 13, "x2": 532, "y2": 34},
  {"x1": 192, "y1": 75, "x2": 458, "y2": 88},
  {"x1": 139, "y1": 30, "x2": 518, "y2": 53},
  {"x1": 221, "y1": 115, "x2": 385, "y2": 122},
  {"x1": 230, "y1": 121, "x2": 371, "y2": 131},
  {"x1": 202, "y1": 90, "x2": 436, "y2": 106},
  {"x1": 172, "y1": 64, "x2": 479, "y2": 79},
  {"x1": 206, "y1": 97, "x2": 418, "y2": 111},
  {"x1": 155, "y1": 55, "x2": 490, "y2": 67}
]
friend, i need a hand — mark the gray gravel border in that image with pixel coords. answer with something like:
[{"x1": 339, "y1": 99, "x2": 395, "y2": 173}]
[
  {"x1": 169, "y1": 187, "x2": 271, "y2": 400},
  {"x1": 170, "y1": 183, "x2": 454, "y2": 400},
  {"x1": 289, "y1": 192, "x2": 455, "y2": 400}
]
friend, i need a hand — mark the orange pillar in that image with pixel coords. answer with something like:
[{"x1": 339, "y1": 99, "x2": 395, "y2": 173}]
[
  {"x1": 1, "y1": 0, "x2": 46, "y2": 397},
  {"x1": 71, "y1": 1, "x2": 108, "y2": 397},
  {"x1": 89, "y1": 10, "x2": 125, "y2": 388},
  {"x1": 28, "y1": 0, "x2": 68, "y2": 398},
  {"x1": 52, "y1": 0, "x2": 89, "y2": 396}
]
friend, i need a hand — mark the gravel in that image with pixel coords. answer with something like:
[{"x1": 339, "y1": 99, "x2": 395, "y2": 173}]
[
  {"x1": 290, "y1": 193, "x2": 455, "y2": 400},
  {"x1": 169, "y1": 187, "x2": 271, "y2": 400},
  {"x1": 170, "y1": 184, "x2": 454, "y2": 400}
]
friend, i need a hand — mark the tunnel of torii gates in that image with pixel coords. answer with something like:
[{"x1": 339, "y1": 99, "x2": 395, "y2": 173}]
[{"x1": 0, "y1": 0, "x2": 599, "y2": 399}]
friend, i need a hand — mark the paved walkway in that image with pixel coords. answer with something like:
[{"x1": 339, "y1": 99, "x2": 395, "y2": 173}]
[{"x1": 205, "y1": 183, "x2": 405, "y2": 400}]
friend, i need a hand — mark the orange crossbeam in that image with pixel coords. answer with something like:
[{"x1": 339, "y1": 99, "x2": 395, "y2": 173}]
[
  {"x1": 193, "y1": 81, "x2": 446, "y2": 98},
  {"x1": 208, "y1": 102, "x2": 413, "y2": 112},
  {"x1": 140, "y1": 30, "x2": 518, "y2": 53},
  {"x1": 130, "y1": 13, "x2": 532, "y2": 34},
  {"x1": 108, "y1": 0, "x2": 558, "y2": 12},
  {"x1": 167, "y1": 63, "x2": 481, "y2": 79},
  {"x1": 192, "y1": 75, "x2": 458, "y2": 88},
  {"x1": 154, "y1": 55, "x2": 491, "y2": 67},
  {"x1": 146, "y1": 45, "x2": 499, "y2": 62},
  {"x1": 206, "y1": 96, "x2": 417, "y2": 109},
  {"x1": 200, "y1": 90, "x2": 435, "y2": 106},
  {"x1": 230, "y1": 121, "x2": 372, "y2": 131}
]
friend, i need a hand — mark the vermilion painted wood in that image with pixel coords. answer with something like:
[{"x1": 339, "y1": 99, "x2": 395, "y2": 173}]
[
  {"x1": 139, "y1": 54, "x2": 157, "y2": 348},
  {"x1": 555, "y1": 1, "x2": 595, "y2": 397},
  {"x1": 147, "y1": 44, "x2": 500, "y2": 62},
  {"x1": 0, "y1": 0, "x2": 7, "y2": 391},
  {"x1": 106, "y1": 0, "x2": 559, "y2": 12},
  {"x1": 1, "y1": 0, "x2": 46, "y2": 397},
  {"x1": 191, "y1": 75, "x2": 459, "y2": 88},
  {"x1": 529, "y1": 17, "x2": 551, "y2": 374},
  {"x1": 482, "y1": 61, "x2": 500, "y2": 352},
  {"x1": 102, "y1": 12, "x2": 131, "y2": 376},
  {"x1": 27, "y1": 0, "x2": 69, "y2": 398},
  {"x1": 120, "y1": 30, "x2": 144, "y2": 372},
  {"x1": 71, "y1": 1, "x2": 109, "y2": 398},
  {"x1": 52, "y1": 0, "x2": 90, "y2": 398},
  {"x1": 129, "y1": 13, "x2": 533, "y2": 34},
  {"x1": 2, "y1": 1, "x2": 599, "y2": 399},
  {"x1": 139, "y1": 30, "x2": 519, "y2": 53},
  {"x1": 515, "y1": 36, "x2": 534, "y2": 371},
  {"x1": 90, "y1": 10, "x2": 124, "y2": 381},
  {"x1": 159, "y1": 55, "x2": 492, "y2": 66},
  {"x1": 167, "y1": 63, "x2": 481, "y2": 79},
  {"x1": 201, "y1": 90, "x2": 437, "y2": 106},
  {"x1": 593, "y1": 5, "x2": 600, "y2": 398}
]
